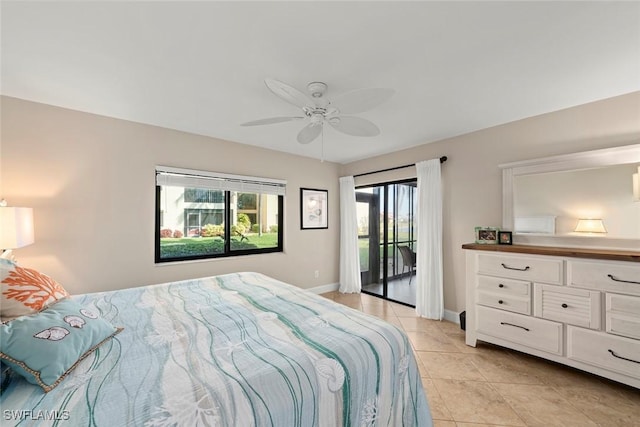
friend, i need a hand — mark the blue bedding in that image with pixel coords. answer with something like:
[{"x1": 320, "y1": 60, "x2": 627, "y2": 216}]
[{"x1": 1, "y1": 272, "x2": 431, "y2": 426}]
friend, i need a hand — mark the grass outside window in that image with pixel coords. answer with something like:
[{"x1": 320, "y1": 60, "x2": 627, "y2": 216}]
[{"x1": 160, "y1": 233, "x2": 279, "y2": 259}]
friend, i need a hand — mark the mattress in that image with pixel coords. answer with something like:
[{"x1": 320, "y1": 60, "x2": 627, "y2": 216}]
[{"x1": 1, "y1": 272, "x2": 431, "y2": 426}]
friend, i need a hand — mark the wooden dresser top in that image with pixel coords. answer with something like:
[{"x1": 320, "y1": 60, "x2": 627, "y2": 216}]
[{"x1": 462, "y1": 243, "x2": 640, "y2": 263}]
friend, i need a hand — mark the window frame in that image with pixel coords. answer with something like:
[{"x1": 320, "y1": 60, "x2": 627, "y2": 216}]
[{"x1": 154, "y1": 168, "x2": 285, "y2": 263}]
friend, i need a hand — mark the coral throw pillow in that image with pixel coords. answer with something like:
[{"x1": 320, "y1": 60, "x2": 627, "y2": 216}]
[{"x1": 1, "y1": 258, "x2": 69, "y2": 321}]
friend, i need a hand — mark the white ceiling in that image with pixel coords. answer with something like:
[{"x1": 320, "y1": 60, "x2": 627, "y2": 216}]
[{"x1": 2, "y1": 1, "x2": 639, "y2": 164}]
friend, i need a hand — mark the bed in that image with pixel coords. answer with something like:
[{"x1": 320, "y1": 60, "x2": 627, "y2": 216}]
[{"x1": 1, "y1": 272, "x2": 431, "y2": 426}]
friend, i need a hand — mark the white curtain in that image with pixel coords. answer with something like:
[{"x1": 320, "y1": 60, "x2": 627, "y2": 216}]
[
  {"x1": 415, "y1": 159, "x2": 444, "y2": 319},
  {"x1": 339, "y1": 176, "x2": 362, "y2": 293}
]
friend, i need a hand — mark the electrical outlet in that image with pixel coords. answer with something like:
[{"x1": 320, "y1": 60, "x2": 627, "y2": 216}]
[{"x1": 314, "y1": 270, "x2": 319, "y2": 278}]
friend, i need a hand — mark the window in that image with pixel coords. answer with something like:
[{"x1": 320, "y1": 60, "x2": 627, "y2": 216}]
[
  {"x1": 184, "y1": 188, "x2": 224, "y2": 203},
  {"x1": 155, "y1": 166, "x2": 285, "y2": 263}
]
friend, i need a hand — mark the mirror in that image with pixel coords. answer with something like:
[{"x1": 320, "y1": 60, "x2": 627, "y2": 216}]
[{"x1": 501, "y1": 143, "x2": 640, "y2": 249}]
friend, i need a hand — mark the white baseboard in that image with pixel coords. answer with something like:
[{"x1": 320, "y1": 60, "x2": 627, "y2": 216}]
[
  {"x1": 307, "y1": 283, "x2": 460, "y2": 325},
  {"x1": 307, "y1": 283, "x2": 463, "y2": 325},
  {"x1": 307, "y1": 282, "x2": 340, "y2": 295},
  {"x1": 443, "y1": 309, "x2": 461, "y2": 324}
]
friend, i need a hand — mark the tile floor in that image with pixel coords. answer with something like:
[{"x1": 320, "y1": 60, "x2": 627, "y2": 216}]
[
  {"x1": 362, "y1": 275, "x2": 416, "y2": 306},
  {"x1": 320, "y1": 291, "x2": 640, "y2": 427}
]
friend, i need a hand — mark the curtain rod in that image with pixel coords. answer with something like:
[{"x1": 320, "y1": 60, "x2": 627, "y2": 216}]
[{"x1": 353, "y1": 156, "x2": 448, "y2": 178}]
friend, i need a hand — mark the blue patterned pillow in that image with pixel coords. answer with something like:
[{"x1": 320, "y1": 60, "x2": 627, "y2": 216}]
[{"x1": 0, "y1": 298, "x2": 122, "y2": 392}]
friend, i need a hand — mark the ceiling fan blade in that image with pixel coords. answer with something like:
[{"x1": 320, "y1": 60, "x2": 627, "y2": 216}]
[
  {"x1": 297, "y1": 122, "x2": 322, "y2": 144},
  {"x1": 329, "y1": 116, "x2": 380, "y2": 137},
  {"x1": 240, "y1": 116, "x2": 304, "y2": 126},
  {"x1": 265, "y1": 78, "x2": 313, "y2": 109},
  {"x1": 333, "y1": 88, "x2": 394, "y2": 114}
]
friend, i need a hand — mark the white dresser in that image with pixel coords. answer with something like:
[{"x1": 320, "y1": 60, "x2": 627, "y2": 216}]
[{"x1": 463, "y1": 244, "x2": 640, "y2": 388}]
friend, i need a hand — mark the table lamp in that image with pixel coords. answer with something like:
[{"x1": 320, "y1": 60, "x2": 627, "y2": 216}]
[{"x1": 0, "y1": 200, "x2": 35, "y2": 260}]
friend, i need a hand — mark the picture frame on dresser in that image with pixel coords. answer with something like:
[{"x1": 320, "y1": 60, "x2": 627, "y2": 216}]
[
  {"x1": 475, "y1": 226, "x2": 498, "y2": 244},
  {"x1": 498, "y1": 231, "x2": 513, "y2": 245}
]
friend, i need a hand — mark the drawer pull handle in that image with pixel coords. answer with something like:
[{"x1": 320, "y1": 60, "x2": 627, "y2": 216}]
[
  {"x1": 498, "y1": 300, "x2": 504, "y2": 304},
  {"x1": 498, "y1": 284, "x2": 504, "y2": 288},
  {"x1": 607, "y1": 274, "x2": 640, "y2": 285},
  {"x1": 561, "y1": 303, "x2": 568, "y2": 308},
  {"x1": 608, "y1": 349, "x2": 640, "y2": 365},
  {"x1": 500, "y1": 322, "x2": 529, "y2": 332},
  {"x1": 501, "y1": 263, "x2": 530, "y2": 272}
]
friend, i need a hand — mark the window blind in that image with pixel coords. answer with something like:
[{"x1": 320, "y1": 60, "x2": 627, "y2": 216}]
[{"x1": 156, "y1": 166, "x2": 287, "y2": 196}]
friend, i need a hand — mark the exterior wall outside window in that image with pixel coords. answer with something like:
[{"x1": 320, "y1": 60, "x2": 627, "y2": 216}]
[
  {"x1": 159, "y1": 187, "x2": 279, "y2": 235},
  {"x1": 159, "y1": 186, "x2": 226, "y2": 235}
]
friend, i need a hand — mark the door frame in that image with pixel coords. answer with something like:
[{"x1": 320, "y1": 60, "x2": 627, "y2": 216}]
[{"x1": 356, "y1": 191, "x2": 380, "y2": 287}]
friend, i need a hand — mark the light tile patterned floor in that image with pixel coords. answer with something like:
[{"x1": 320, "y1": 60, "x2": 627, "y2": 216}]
[
  {"x1": 362, "y1": 275, "x2": 416, "y2": 306},
  {"x1": 320, "y1": 291, "x2": 640, "y2": 427}
]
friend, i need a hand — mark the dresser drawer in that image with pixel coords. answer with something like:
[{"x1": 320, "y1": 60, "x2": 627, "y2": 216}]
[
  {"x1": 569, "y1": 260, "x2": 640, "y2": 295},
  {"x1": 477, "y1": 290, "x2": 531, "y2": 315},
  {"x1": 476, "y1": 305, "x2": 563, "y2": 355},
  {"x1": 477, "y1": 253, "x2": 563, "y2": 285},
  {"x1": 606, "y1": 293, "x2": 640, "y2": 340},
  {"x1": 477, "y1": 276, "x2": 531, "y2": 296},
  {"x1": 534, "y1": 284, "x2": 601, "y2": 329},
  {"x1": 567, "y1": 326, "x2": 640, "y2": 380}
]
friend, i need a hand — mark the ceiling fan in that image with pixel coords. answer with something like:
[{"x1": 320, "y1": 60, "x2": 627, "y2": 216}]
[{"x1": 241, "y1": 78, "x2": 394, "y2": 145}]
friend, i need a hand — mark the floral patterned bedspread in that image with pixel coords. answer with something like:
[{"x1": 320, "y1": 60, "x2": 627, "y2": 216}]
[{"x1": 1, "y1": 272, "x2": 431, "y2": 426}]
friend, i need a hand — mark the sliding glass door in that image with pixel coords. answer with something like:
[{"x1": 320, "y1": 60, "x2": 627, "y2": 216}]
[{"x1": 356, "y1": 180, "x2": 417, "y2": 306}]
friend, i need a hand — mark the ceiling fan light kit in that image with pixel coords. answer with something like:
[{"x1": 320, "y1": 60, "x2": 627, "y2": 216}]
[
  {"x1": 241, "y1": 78, "x2": 394, "y2": 147},
  {"x1": 307, "y1": 82, "x2": 328, "y2": 98}
]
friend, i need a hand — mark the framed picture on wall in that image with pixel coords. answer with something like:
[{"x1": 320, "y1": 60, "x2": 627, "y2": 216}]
[
  {"x1": 475, "y1": 226, "x2": 498, "y2": 244},
  {"x1": 300, "y1": 188, "x2": 328, "y2": 229}
]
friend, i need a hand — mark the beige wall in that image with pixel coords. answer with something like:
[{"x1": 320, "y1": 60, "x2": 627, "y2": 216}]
[
  {"x1": 340, "y1": 92, "x2": 640, "y2": 314},
  {"x1": 0, "y1": 96, "x2": 340, "y2": 294},
  {"x1": 3, "y1": 93, "x2": 639, "y2": 311}
]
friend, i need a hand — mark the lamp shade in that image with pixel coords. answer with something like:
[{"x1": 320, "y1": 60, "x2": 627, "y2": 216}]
[
  {"x1": 574, "y1": 219, "x2": 607, "y2": 234},
  {"x1": 0, "y1": 207, "x2": 35, "y2": 249}
]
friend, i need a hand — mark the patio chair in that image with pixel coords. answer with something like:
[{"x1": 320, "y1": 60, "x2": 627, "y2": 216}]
[{"x1": 397, "y1": 245, "x2": 416, "y2": 284}]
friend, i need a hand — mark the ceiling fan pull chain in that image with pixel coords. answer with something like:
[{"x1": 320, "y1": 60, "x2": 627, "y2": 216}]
[{"x1": 321, "y1": 123, "x2": 325, "y2": 163}]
